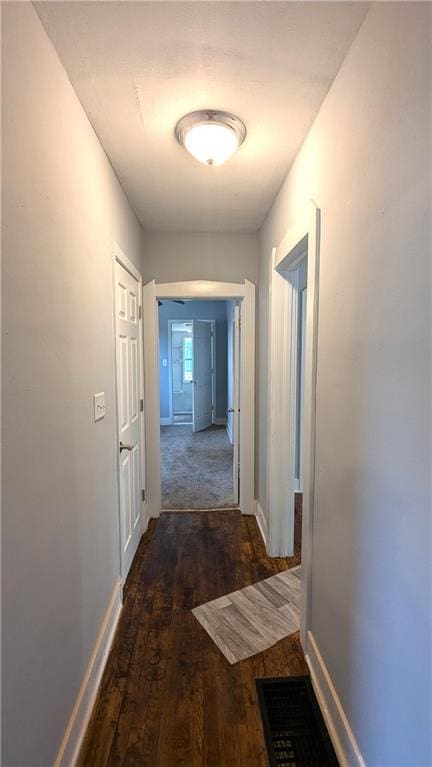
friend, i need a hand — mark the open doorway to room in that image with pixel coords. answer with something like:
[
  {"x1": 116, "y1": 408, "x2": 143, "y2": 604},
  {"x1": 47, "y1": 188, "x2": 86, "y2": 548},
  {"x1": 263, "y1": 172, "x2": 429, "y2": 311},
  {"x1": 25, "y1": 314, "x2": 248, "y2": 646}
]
[
  {"x1": 143, "y1": 279, "x2": 255, "y2": 520},
  {"x1": 158, "y1": 299, "x2": 239, "y2": 510},
  {"x1": 267, "y1": 205, "x2": 320, "y2": 647},
  {"x1": 169, "y1": 320, "x2": 195, "y2": 425},
  {"x1": 293, "y1": 257, "x2": 308, "y2": 562}
]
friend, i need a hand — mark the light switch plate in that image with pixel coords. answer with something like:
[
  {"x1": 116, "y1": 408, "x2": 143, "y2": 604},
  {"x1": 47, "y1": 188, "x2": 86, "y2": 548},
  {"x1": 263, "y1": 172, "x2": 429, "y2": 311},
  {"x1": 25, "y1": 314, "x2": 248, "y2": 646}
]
[
  {"x1": 162, "y1": 359, "x2": 168, "y2": 367},
  {"x1": 93, "y1": 392, "x2": 106, "y2": 422}
]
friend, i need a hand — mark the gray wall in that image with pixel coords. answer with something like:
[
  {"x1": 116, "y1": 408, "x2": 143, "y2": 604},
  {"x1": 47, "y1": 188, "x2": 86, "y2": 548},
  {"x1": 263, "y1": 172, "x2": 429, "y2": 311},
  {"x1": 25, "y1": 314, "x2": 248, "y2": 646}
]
[
  {"x1": 142, "y1": 231, "x2": 258, "y2": 285},
  {"x1": 257, "y1": 4, "x2": 431, "y2": 765},
  {"x1": 1, "y1": 4, "x2": 143, "y2": 766},
  {"x1": 158, "y1": 301, "x2": 228, "y2": 420}
]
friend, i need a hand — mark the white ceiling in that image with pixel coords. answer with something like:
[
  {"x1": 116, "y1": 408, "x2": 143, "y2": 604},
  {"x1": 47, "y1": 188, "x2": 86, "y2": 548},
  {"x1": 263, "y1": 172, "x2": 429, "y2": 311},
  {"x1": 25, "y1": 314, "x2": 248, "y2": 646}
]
[{"x1": 35, "y1": 1, "x2": 368, "y2": 233}]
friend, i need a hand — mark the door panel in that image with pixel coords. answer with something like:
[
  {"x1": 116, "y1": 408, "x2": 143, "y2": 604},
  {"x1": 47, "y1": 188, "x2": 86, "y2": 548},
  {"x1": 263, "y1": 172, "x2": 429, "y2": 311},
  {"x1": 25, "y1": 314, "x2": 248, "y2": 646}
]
[
  {"x1": 131, "y1": 444, "x2": 140, "y2": 530},
  {"x1": 120, "y1": 452, "x2": 132, "y2": 550},
  {"x1": 130, "y1": 337, "x2": 138, "y2": 421},
  {"x1": 115, "y1": 261, "x2": 142, "y2": 581},
  {"x1": 192, "y1": 320, "x2": 213, "y2": 433},
  {"x1": 118, "y1": 336, "x2": 127, "y2": 430}
]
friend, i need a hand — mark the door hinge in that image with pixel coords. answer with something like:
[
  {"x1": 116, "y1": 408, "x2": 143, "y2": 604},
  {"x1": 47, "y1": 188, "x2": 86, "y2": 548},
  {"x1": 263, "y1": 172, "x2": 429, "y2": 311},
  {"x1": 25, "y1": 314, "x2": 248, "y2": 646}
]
[
  {"x1": 139, "y1": 306, "x2": 142, "y2": 320},
  {"x1": 140, "y1": 398, "x2": 144, "y2": 412},
  {"x1": 142, "y1": 489, "x2": 146, "y2": 502}
]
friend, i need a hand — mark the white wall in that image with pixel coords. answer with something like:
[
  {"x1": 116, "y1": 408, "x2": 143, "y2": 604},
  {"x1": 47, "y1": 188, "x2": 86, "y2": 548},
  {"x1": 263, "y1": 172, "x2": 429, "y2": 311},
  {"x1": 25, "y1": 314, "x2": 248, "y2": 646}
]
[
  {"x1": 142, "y1": 231, "x2": 258, "y2": 285},
  {"x1": 2, "y1": 4, "x2": 143, "y2": 766},
  {"x1": 257, "y1": 4, "x2": 431, "y2": 765}
]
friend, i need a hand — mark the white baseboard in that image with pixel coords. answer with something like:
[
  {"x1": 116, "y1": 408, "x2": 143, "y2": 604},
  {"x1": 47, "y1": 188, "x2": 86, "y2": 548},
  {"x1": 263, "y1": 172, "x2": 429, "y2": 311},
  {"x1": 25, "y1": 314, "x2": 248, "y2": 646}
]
[
  {"x1": 306, "y1": 631, "x2": 365, "y2": 767},
  {"x1": 160, "y1": 417, "x2": 172, "y2": 426},
  {"x1": 141, "y1": 504, "x2": 150, "y2": 533},
  {"x1": 54, "y1": 580, "x2": 123, "y2": 767},
  {"x1": 213, "y1": 417, "x2": 226, "y2": 426},
  {"x1": 226, "y1": 420, "x2": 233, "y2": 445},
  {"x1": 254, "y1": 499, "x2": 268, "y2": 548}
]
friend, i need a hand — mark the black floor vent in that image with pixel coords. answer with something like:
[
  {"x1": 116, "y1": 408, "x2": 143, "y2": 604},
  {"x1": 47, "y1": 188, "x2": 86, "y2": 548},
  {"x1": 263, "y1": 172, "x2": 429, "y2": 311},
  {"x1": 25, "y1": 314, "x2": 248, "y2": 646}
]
[{"x1": 256, "y1": 677, "x2": 339, "y2": 767}]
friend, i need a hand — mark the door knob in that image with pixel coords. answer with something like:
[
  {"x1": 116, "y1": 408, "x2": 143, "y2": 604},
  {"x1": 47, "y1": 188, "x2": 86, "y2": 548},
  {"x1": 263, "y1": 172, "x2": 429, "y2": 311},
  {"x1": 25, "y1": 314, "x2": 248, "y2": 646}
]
[
  {"x1": 227, "y1": 408, "x2": 234, "y2": 413},
  {"x1": 120, "y1": 441, "x2": 133, "y2": 452}
]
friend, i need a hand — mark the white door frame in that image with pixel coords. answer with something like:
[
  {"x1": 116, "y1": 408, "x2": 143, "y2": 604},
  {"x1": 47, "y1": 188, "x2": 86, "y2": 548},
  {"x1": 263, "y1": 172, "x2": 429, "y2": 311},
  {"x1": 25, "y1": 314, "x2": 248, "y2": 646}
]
[
  {"x1": 167, "y1": 319, "x2": 216, "y2": 425},
  {"x1": 232, "y1": 304, "x2": 240, "y2": 505},
  {"x1": 112, "y1": 243, "x2": 147, "y2": 582},
  {"x1": 143, "y1": 279, "x2": 255, "y2": 517},
  {"x1": 266, "y1": 204, "x2": 320, "y2": 648}
]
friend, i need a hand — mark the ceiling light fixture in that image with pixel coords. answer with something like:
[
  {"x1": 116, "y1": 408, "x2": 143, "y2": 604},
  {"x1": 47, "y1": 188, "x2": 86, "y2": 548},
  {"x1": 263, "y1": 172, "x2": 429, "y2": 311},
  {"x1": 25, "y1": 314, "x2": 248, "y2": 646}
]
[{"x1": 175, "y1": 110, "x2": 246, "y2": 167}]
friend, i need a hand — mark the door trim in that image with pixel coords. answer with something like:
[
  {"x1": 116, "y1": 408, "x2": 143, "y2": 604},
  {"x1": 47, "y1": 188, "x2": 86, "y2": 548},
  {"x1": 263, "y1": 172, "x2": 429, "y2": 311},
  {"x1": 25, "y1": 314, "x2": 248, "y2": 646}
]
[
  {"x1": 113, "y1": 242, "x2": 147, "y2": 583},
  {"x1": 232, "y1": 304, "x2": 240, "y2": 505},
  {"x1": 143, "y1": 279, "x2": 255, "y2": 517},
  {"x1": 266, "y1": 204, "x2": 320, "y2": 649}
]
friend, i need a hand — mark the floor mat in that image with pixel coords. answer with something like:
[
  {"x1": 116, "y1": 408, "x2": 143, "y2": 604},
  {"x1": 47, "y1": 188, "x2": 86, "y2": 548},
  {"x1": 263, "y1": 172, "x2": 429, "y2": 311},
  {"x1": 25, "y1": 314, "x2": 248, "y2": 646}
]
[
  {"x1": 192, "y1": 566, "x2": 301, "y2": 664},
  {"x1": 256, "y1": 676, "x2": 339, "y2": 766},
  {"x1": 160, "y1": 424, "x2": 233, "y2": 509}
]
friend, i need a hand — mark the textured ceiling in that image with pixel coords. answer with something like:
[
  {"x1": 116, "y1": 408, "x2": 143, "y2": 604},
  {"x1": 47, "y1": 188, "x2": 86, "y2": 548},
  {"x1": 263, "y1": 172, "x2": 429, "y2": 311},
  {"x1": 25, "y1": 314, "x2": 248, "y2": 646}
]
[{"x1": 35, "y1": 1, "x2": 369, "y2": 232}]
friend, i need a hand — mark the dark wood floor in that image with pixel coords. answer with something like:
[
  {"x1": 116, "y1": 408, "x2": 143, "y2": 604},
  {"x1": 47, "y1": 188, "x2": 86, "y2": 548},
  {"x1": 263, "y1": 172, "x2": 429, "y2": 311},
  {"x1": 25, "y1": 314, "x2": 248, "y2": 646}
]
[{"x1": 78, "y1": 508, "x2": 306, "y2": 766}]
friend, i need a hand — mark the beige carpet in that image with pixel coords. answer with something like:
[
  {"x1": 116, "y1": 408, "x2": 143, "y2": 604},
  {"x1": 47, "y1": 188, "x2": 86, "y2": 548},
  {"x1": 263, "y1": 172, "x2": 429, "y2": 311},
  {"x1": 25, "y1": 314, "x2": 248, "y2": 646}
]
[
  {"x1": 160, "y1": 424, "x2": 234, "y2": 509},
  {"x1": 192, "y1": 566, "x2": 301, "y2": 664}
]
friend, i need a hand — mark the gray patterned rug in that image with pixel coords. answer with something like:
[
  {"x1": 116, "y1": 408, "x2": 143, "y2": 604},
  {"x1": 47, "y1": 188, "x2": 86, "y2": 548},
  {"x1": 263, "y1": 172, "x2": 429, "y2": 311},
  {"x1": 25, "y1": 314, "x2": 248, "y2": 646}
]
[
  {"x1": 160, "y1": 425, "x2": 234, "y2": 509},
  {"x1": 192, "y1": 566, "x2": 301, "y2": 664}
]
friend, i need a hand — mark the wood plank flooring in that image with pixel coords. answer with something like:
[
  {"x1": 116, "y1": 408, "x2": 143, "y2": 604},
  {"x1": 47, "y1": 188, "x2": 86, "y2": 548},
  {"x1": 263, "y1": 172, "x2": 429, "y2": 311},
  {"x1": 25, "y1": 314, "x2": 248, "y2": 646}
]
[{"x1": 78, "y1": 509, "x2": 306, "y2": 767}]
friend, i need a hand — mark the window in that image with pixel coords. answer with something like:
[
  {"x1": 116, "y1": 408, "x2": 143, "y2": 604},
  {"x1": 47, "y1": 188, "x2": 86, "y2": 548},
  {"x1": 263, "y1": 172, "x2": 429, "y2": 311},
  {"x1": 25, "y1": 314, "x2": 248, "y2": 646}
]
[{"x1": 183, "y1": 336, "x2": 193, "y2": 382}]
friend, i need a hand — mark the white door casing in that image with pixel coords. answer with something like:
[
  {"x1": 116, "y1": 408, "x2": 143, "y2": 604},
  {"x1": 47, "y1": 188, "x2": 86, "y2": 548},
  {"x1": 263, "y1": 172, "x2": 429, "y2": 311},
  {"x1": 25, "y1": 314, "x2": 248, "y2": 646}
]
[
  {"x1": 232, "y1": 304, "x2": 240, "y2": 505},
  {"x1": 143, "y1": 280, "x2": 255, "y2": 518},
  {"x1": 192, "y1": 319, "x2": 213, "y2": 432},
  {"x1": 143, "y1": 280, "x2": 161, "y2": 517},
  {"x1": 266, "y1": 204, "x2": 320, "y2": 649},
  {"x1": 298, "y1": 285, "x2": 307, "y2": 491},
  {"x1": 114, "y1": 252, "x2": 143, "y2": 582},
  {"x1": 294, "y1": 259, "x2": 308, "y2": 492}
]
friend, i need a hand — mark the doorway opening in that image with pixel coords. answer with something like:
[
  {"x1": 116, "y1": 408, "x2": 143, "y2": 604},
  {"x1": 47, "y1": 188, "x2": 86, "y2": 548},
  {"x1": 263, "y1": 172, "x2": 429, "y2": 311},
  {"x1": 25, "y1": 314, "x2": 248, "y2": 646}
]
[
  {"x1": 158, "y1": 299, "x2": 238, "y2": 510},
  {"x1": 166, "y1": 318, "x2": 216, "y2": 427},
  {"x1": 170, "y1": 321, "x2": 195, "y2": 425},
  {"x1": 267, "y1": 205, "x2": 320, "y2": 648},
  {"x1": 143, "y1": 279, "x2": 255, "y2": 519}
]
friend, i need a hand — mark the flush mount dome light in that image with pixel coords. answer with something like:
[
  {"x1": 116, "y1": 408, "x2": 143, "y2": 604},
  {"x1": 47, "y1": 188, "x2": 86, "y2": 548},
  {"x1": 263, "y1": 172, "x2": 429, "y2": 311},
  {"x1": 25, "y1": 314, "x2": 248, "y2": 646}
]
[{"x1": 175, "y1": 110, "x2": 246, "y2": 166}]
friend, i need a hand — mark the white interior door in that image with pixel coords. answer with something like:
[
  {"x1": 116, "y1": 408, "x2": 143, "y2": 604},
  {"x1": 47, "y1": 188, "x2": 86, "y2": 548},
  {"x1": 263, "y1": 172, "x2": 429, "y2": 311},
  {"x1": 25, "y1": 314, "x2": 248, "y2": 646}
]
[
  {"x1": 232, "y1": 305, "x2": 240, "y2": 504},
  {"x1": 192, "y1": 320, "x2": 213, "y2": 433},
  {"x1": 115, "y1": 260, "x2": 142, "y2": 581}
]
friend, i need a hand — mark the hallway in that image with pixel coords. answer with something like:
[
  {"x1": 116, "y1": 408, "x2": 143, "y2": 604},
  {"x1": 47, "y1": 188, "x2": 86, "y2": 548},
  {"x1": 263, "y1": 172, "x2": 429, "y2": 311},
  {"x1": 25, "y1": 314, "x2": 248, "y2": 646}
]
[
  {"x1": 161, "y1": 425, "x2": 234, "y2": 509},
  {"x1": 78, "y1": 511, "x2": 304, "y2": 766},
  {"x1": 3, "y1": 3, "x2": 431, "y2": 765}
]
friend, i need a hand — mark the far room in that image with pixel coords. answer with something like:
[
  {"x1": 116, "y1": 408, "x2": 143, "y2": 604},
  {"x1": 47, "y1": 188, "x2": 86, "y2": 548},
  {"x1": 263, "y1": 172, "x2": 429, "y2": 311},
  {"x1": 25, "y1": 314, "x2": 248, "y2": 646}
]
[{"x1": 158, "y1": 298, "x2": 240, "y2": 510}]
